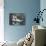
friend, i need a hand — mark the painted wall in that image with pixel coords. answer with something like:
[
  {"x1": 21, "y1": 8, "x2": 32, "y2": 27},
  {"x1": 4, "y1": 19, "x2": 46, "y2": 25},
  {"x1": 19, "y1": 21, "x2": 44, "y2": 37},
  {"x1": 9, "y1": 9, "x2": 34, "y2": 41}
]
[
  {"x1": 0, "y1": 0, "x2": 4, "y2": 42},
  {"x1": 40, "y1": 0, "x2": 46, "y2": 26},
  {"x1": 40, "y1": 0, "x2": 46, "y2": 44},
  {"x1": 4, "y1": 0, "x2": 40, "y2": 42}
]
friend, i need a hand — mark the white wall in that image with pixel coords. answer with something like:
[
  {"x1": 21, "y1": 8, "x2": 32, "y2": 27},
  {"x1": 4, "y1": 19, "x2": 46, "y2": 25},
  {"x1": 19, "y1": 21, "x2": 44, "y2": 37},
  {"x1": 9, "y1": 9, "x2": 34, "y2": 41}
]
[{"x1": 0, "y1": 0, "x2": 4, "y2": 42}]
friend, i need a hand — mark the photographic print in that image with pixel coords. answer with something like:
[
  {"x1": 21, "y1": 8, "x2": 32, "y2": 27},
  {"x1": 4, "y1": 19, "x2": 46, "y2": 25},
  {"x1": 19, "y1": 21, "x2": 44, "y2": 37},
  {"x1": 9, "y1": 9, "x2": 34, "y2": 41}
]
[{"x1": 9, "y1": 13, "x2": 25, "y2": 25}]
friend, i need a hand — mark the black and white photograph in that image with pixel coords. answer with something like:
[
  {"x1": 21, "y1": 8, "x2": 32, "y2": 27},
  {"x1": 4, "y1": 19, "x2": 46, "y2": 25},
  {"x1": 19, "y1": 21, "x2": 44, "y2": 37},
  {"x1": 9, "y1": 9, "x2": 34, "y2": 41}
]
[{"x1": 9, "y1": 13, "x2": 25, "y2": 25}]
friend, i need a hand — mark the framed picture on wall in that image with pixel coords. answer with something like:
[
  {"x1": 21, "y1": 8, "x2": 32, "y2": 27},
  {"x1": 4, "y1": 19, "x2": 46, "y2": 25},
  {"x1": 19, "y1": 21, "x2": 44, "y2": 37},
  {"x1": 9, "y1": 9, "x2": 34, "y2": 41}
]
[{"x1": 9, "y1": 13, "x2": 25, "y2": 25}]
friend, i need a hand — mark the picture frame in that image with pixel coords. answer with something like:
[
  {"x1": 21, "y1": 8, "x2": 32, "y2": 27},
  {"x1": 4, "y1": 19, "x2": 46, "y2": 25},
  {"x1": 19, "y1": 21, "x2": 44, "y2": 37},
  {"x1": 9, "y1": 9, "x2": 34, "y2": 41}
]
[{"x1": 9, "y1": 13, "x2": 25, "y2": 25}]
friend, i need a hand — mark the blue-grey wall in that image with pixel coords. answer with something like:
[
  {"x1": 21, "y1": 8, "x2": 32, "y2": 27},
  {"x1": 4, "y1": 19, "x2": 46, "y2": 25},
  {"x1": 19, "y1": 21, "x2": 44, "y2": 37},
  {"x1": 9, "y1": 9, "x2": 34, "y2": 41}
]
[
  {"x1": 4, "y1": 0, "x2": 40, "y2": 42},
  {"x1": 40, "y1": 0, "x2": 46, "y2": 27},
  {"x1": 40, "y1": 0, "x2": 46, "y2": 44}
]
